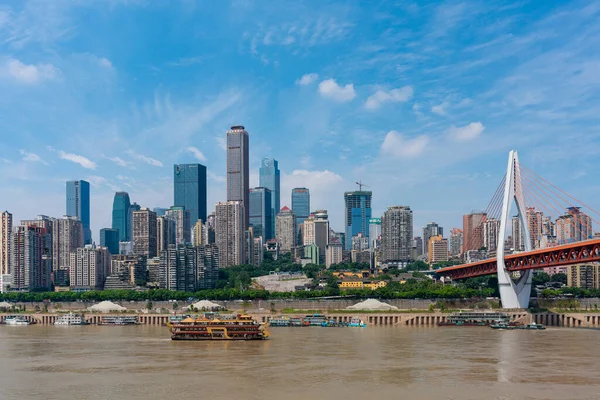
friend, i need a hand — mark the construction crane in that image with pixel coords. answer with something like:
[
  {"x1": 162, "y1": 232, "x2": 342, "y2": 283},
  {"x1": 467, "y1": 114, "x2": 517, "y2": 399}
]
[{"x1": 355, "y1": 181, "x2": 370, "y2": 191}]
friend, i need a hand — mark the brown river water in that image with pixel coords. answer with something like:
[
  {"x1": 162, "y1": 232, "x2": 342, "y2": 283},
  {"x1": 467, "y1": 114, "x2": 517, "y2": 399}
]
[{"x1": 0, "y1": 325, "x2": 599, "y2": 400}]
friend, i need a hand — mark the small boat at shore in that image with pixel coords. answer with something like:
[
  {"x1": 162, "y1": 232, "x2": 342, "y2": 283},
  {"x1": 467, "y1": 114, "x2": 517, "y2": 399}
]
[
  {"x1": 491, "y1": 321, "x2": 546, "y2": 330},
  {"x1": 348, "y1": 317, "x2": 366, "y2": 328},
  {"x1": 4, "y1": 316, "x2": 32, "y2": 325},
  {"x1": 99, "y1": 316, "x2": 139, "y2": 326}
]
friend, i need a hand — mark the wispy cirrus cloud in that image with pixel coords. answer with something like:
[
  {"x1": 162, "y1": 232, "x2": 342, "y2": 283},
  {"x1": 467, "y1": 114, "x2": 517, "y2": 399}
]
[
  {"x1": 19, "y1": 149, "x2": 48, "y2": 165},
  {"x1": 448, "y1": 122, "x2": 485, "y2": 141},
  {"x1": 58, "y1": 150, "x2": 97, "y2": 169},
  {"x1": 365, "y1": 86, "x2": 413, "y2": 109},
  {"x1": 318, "y1": 79, "x2": 356, "y2": 102},
  {"x1": 186, "y1": 146, "x2": 207, "y2": 162},
  {"x1": 103, "y1": 155, "x2": 133, "y2": 168},
  {"x1": 126, "y1": 150, "x2": 163, "y2": 167}
]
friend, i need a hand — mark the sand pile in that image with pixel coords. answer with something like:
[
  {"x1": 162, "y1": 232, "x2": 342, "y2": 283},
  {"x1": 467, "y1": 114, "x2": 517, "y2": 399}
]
[
  {"x1": 189, "y1": 300, "x2": 223, "y2": 310},
  {"x1": 87, "y1": 301, "x2": 127, "y2": 312},
  {"x1": 346, "y1": 299, "x2": 399, "y2": 311}
]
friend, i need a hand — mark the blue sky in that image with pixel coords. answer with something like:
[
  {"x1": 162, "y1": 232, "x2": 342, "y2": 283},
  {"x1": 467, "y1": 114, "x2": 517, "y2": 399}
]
[{"x1": 1, "y1": 0, "x2": 600, "y2": 242}]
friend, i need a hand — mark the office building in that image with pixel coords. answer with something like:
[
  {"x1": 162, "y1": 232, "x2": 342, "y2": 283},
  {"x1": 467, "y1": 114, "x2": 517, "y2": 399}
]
[
  {"x1": 344, "y1": 191, "x2": 372, "y2": 250},
  {"x1": 326, "y1": 243, "x2": 343, "y2": 267},
  {"x1": 483, "y1": 218, "x2": 501, "y2": 253},
  {"x1": 381, "y1": 206, "x2": 413, "y2": 265},
  {"x1": 10, "y1": 225, "x2": 51, "y2": 291},
  {"x1": 463, "y1": 212, "x2": 487, "y2": 252},
  {"x1": 52, "y1": 216, "x2": 83, "y2": 271},
  {"x1": 215, "y1": 201, "x2": 245, "y2": 267},
  {"x1": 249, "y1": 187, "x2": 273, "y2": 239},
  {"x1": 291, "y1": 188, "x2": 310, "y2": 231},
  {"x1": 153, "y1": 207, "x2": 168, "y2": 217},
  {"x1": 66, "y1": 180, "x2": 91, "y2": 244},
  {"x1": 112, "y1": 192, "x2": 131, "y2": 242},
  {"x1": 99, "y1": 228, "x2": 120, "y2": 255},
  {"x1": 275, "y1": 206, "x2": 296, "y2": 253},
  {"x1": 69, "y1": 244, "x2": 110, "y2": 291},
  {"x1": 174, "y1": 163, "x2": 207, "y2": 224},
  {"x1": 422, "y1": 222, "x2": 443, "y2": 256},
  {"x1": 556, "y1": 207, "x2": 593, "y2": 244},
  {"x1": 428, "y1": 235, "x2": 449, "y2": 265},
  {"x1": 165, "y1": 206, "x2": 191, "y2": 245},
  {"x1": 226, "y1": 126, "x2": 250, "y2": 228},
  {"x1": 119, "y1": 241, "x2": 133, "y2": 255},
  {"x1": 369, "y1": 218, "x2": 381, "y2": 249},
  {"x1": 567, "y1": 264, "x2": 600, "y2": 289},
  {"x1": 132, "y1": 208, "x2": 157, "y2": 258},
  {"x1": 449, "y1": 228, "x2": 463, "y2": 256},
  {"x1": 259, "y1": 158, "x2": 280, "y2": 234},
  {"x1": 304, "y1": 210, "x2": 329, "y2": 264},
  {"x1": 156, "y1": 216, "x2": 176, "y2": 254},
  {"x1": 1, "y1": 211, "x2": 13, "y2": 275}
]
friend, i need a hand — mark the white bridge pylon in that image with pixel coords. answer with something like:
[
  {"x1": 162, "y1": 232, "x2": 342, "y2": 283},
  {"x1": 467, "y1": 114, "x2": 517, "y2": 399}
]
[{"x1": 496, "y1": 150, "x2": 532, "y2": 309}]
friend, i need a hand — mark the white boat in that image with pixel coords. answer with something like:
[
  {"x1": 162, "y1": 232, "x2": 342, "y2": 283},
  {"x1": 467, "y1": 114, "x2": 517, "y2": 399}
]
[
  {"x1": 54, "y1": 312, "x2": 87, "y2": 326},
  {"x1": 99, "y1": 316, "x2": 139, "y2": 326},
  {"x1": 4, "y1": 316, "x2": 31, "y2": 326}
]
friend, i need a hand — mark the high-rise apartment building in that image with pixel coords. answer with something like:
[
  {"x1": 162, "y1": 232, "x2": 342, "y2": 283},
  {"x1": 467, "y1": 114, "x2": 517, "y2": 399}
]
[
  {"x1": 413, "y1": 236, "x2": 423, "y2": 257},
  {"x1": 291, "y1": 188, "x2": 310, "y2": 231},
  {"x1": 259, "y1": 158, "x2": 280, "y2": 236},
  {"x1": 112, "y1": 192, "x2": 131, "y2": 242},
  {"x1": 512, "y1": 215, "x2": 525, "y2": 251},
  {"x1": 165, "y1": 206, "x2": 191, "y2": 245},
  {"x1": 20, "y1": 215, "x2": 54, "y2": 279},
  {"x1": 159, "y1": 244, "x2": 219, "y2": 291},
  {"x1": 153, "y1": 207, "x2": 168, "y2": 217},
  {"x1": 226, "y1": 126, "x2": 250, "y2": 228},
  {"x1": 132, "y1": 208, "x2": 157, "y2": 258},
  {"x1": 463, "y1": 212, "x2": 487, "y2": 253},
  {"x1": 66, "y1": 180, "x2": 91, "y2": 244},
  {"x1": 249, "y1": 187, "x2": 273, "y2": 239},
  {"x1": 422, "y1": 222, "x2": 443, "y2": 256},
  {"x1": 313, "y1": 210, "x2": 330, "y2": 264},
  {"x1": 381, "y1": 206, "x2": 413, "y2": 265},
  {"x1": 567, "y1": 264, "x2": 600, "y2": 289},
  {"x1": 192, "y1": 220, "x2": 204, "y2": 246},
  {"x1": 1, "y1": 211, "x2": 12, "y2": 275},
  {"x1": 326, "y1": 243, "x2": 343, "y2": 267},
  {"x1": 10, "y1": 225, "x2": 51, "y2": 291},
  {"x1": 428, "y1": 235, "x2": 449, "y2": 265},
  {"x1": 483, "y1": 218, "x2": 501, "y2": 253},
  {"x1": 556, "y1": 207, "x2": 593, "y2": 244},
  {"x1": 99, "y1": 228, "x2": 120, "y2": 255},
  {"x1": 449, "y1": 228, "x2": 463, "y2": 256},
  {"x1": 52, "y1": 216, "x2": 83, "y2": 271},
  {"x1": 275, "y1": 206, "x2": 296, "y2": 253},
  {"x1": 174, "y1": 163, "x2": 207, "y2": 224},
  {"x1": 156, "y1": 216, "x2": 176, "y2": 254},
  {"x1": 526, "y1": 207, "x2": 544, "y2": 249},
  {"x1": 128, "y1": 202, "x2": 141, "y2": 241},
  {"x1": 344, "y1": 191, "x2": 372, "y2": 251},
  {"x1": 215, "y1": 201, "x2": 245, "y2": 267},
  {"x1": 69, "y1": 244, "x2": 110, "y2": 291},
  {"x1": 369, "y1": 218, "x2": 381, "y2": 249}
]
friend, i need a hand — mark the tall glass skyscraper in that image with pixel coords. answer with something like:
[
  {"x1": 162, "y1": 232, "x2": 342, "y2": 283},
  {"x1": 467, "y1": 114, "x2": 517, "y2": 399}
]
[
  {"x1": 99, "y1": 228, "x2": 120, "y2": 255},
  {"x1": 174, "y1": 163, "x2": 207, "y2": 224},
  {"x1": 344, "y1": 191, "x2": 372, "y2": 250},
  {"x1": 249, "y1": 187, "x2": 273, "y2": 239},
  {"x1": 112, "y1": 192, "x2": 131, "y2": 242},
  {"x1": 259, "y1": 158, "x2": 280, "y2": 234},
  {"x1": 291, "y1": 188, "x2": 310, "y2": 228},
  {"x1": 66, "y1": 180, "x2": 91, "y2": 244},
  {"x1": 226, "y1": 126, "x2": 249, "y2": 227}
]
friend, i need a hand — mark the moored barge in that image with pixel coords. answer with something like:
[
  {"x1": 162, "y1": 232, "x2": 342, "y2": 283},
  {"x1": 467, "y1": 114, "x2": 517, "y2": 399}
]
[
  {"x1": 438, "y1": 311, "x2": 511, "y2": 327},
  {"x1": 168, "y1": 313, "x2": 270, "y2": 340}
]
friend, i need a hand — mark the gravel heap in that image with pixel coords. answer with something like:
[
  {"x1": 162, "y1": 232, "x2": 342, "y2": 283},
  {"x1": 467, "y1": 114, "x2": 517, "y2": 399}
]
[{"x1": 346, "y1": 298, "x2": 399, "y2": 311}]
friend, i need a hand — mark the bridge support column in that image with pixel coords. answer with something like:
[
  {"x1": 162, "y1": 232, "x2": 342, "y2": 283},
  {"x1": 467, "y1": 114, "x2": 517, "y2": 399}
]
[{"x1": 497, "y1": 150, "x2": 532, "y2": 309}]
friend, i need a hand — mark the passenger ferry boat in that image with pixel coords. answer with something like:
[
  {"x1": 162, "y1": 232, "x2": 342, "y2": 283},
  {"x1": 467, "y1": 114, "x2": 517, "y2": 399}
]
[
  {"x1": 3, "y1": 316, "x2": 31, "y2": 325},
  {"x1": 269, "y1": 316, "x2": 291, "y2": 327},
  {"x1": 304, "y1": 314, "x2": 327, "y2": 326},
  {"x1": 438, "y1": 311, "x2": 510, "y2": 327},
  {"x1": 348, "y1": 317, "x2": 367, "y2": 328},
  {"x1": 168, "y1": 313, "x2": 270, "y2": 340},
  {"x1": 99, "y1": 316, "x2": 139, "y2": 326},
  {"x1": 289, "y1": 316, "x2": 306, "y2": 327},
  {"x1": 54, "y1": 312, "x2": 87, "y2": 326},
  {"x1": 490, "y1": 321, "x2": 546, "y2": 330}
]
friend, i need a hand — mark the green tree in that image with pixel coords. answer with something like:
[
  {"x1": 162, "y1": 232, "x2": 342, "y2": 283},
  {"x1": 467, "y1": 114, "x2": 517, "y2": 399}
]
[{"x1": 552, "y1": 273, "x2": 567, "y2": 284}]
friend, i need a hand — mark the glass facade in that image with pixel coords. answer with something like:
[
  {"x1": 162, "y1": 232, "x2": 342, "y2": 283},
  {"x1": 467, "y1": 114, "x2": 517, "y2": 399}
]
[
  {"x1": 259, "y1": 158, "x2": 280, "y2": 235},
  {"x1": 173, "y1": 163, "x2": 207, "y2": 224},
  {"x1": 99, "y1": 228, "x2": 120, "y2": 255},
  {"x1": 226, "y1": 126, "x2": 249, "y2": 227},
  {"x1": 249, "y1": 187, "x2": 273, "y2": 239},
  {"x1": 291, "y1": 187, "x2": 310, "y2": 229},
  {"x1": 66, "y1": 180, "x2": 91, "y2": 244},
  {"x1": 344, "y1": 191, "x2": 372, "y2": 250},
  {"x1": 112, "y1": 192, "x2": 131, "y2": 242}
]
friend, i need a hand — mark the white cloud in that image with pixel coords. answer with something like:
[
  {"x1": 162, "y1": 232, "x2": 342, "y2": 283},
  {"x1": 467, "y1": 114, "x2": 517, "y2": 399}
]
[
  {"x1": 103, "y1": 155, "x2": 132, "y2": 168},
  {"x1": 215, "y1": 137, "x2": 227, "y2": 151},
  {"x1": 126, "y1": 150, "x2": 163, "y2": 167},
  {"x1": 208, "y1": 171, "x2": 226, "y2": 183},
  {"x1": 448, "y1": 122, "x2": 485, "y2": 141},
  {"x1": 3, "y1": 58, "x2": 58, "y2": 84},
  {"x1": 296, "y1": 73, "x2": 319, "y2": 85},
  {"x1": 318, "y1": 79, "x2": 356, "y2": 102},
  {"x1": 380, "y1": 131, "x2": 429, "y2": 158},
  {"x1": 365, "y1": 86, "x2": 414, "y2": 110},
  {"x1": 58, "y1": 150, "x2": 97, "y2": 169},
  {"x1": 431, "y1": 103, "x2": 448, "y2": 116},
  {"x1": 98, "y1": 57, "x2": 113, "y2": 68},
  {"x1": 186, "y1": 146, "x2": 207, "y2": 162},
  {"x1": 19, "y1": 149, "x2": 48, "y2": 164}
]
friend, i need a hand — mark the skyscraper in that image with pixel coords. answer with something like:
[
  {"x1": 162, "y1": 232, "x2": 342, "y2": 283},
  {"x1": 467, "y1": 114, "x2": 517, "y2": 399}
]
[
  {"x1": 100, "y1": 228, "x2": 120, "y2": 255},
  {"x1": 512, "y1": 215, "x2": 524, "y2": 251},
  {"x1": 462, "y1": 212, "x2": 487, "y2": 253},
  {"x1": 165, "y1": 206, "x2": 191, "y2": 245},
  {"x1": 344, "y1": 191, "x2": 372, "y2": 250},
  {"x1": 226, "y1": 126, "x2": 250, "y2": 227},
  {"x1": 112, "y1": 192, "x2": 131, "y2": 242},
  {"x1": 128, "y1": 202, "x2": 141, "y2": 241},
  {"x1": 52, "y1": 216, "x2": 83, "y2": 271},
  {"x1": 368, "y1": 218, "x2": 382, "y2": 249},
  {"x1": 156, "y1": 216, "x2": 176, "y2": 254},
  {"x1": 20, "y1": 215, "x2": 54, "y2": 279},
  {"x1": 381, "y1": 206, "x2": 413, "y2": 265},
  {"x1": 556, "y1": 207, "x2": 593, "y2": 244},
  {"x1": 215, "y1": 201, "x2": 245, "y2": 267},
  {"x1": 449, "y1": 228, "x2": 463, "y2": 256},
  {"x1": 10, "y1": 225, "x2": 51, "y2": 291},
  {"x1": 132, "y1": 208, "x2": 157, "y2": 258},
  {"x1": 249, "y1": 187, "x2": 273, "y2": 239},
  {"x1": 275, "y1": 206, "x2": 296, "y2": 253},
  {"x1": 66, "y1": 180, "x2": 91, "y2": 244},
  {"x1": 69, "y1": 244, "x2": 110, "y2": 291},
  {"x1": 0, "y1": 211, "x2": 12, "y2": 275},
  {"x1": 422, "y1": 222, "x2": 443, "y2": 256},
  {"x1": 291, "y1": 188, "x2": 310, "y2": 232},
  {"x1": 482, "y1": 218, "x2": 501, "y2": 252},
  {"x1": 174, "y1": 163, "x2": 207, "y2": 224},
  {"x1": 259, "y1": 158, "x2": 280, "y2": 235},
  {"x1": 303, "y1": 210, "x2": 329, "y2": 264}
]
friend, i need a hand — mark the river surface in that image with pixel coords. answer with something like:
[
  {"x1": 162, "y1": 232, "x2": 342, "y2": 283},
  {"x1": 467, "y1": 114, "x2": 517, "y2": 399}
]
[{"x1": 0, "y1": 325, "x2": 599, "y2": 400}]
